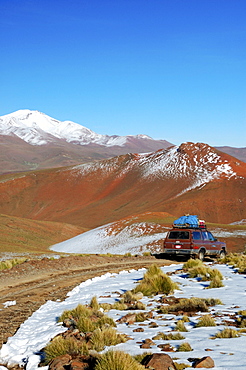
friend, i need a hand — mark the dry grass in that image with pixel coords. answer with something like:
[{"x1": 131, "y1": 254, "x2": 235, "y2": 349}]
[
  {"x1": 0, "y1": 213, "x2": 84, "y2": 254},
  {"x1": 221, "y1": 253, "x2": 246, "y2": 273},
  {"x1": 0, "y1": 257, "x2": 27, "y2": 271},
  {"x1": 196, "y1": 314, "x2": 216, "y2": 327},
  {"x1": 152, "y1": 332, "x2": 185, "y2": 340},
  {"x1": 44, "y1": 336, "x2": 89, "y2": 364},
  {"x1": 212, "y1": 327, "x2": 240, "y2": 339},
  {"x1": 177, "y1": 342, "x2": 193, "y2": 352},
  {"x1": 183, "y1": 258, "x2": 203, "y2": 269},
  {"x1": 133, "y1": 264, "x2": 179, "y2": 296},
  {"x1": 95, "y1": 350, "x2": 145, "y2": 370},
  {"x1": 207, "y1": 275, "x2": 224, "y2": 289},
  {"x1": 90, "y1": 327, "x2": 127, "y2": 352},
  {"x1": 175, "y1": 320, "x2": 188, "y2": 332}
]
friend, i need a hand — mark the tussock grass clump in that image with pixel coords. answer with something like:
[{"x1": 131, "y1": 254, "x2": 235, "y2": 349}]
[
  {"x1": 183, "y1": 258, "x2": 203, "y2": 270},
  {"x1": 112, "y1": 301, "x2": 128, "y2": 310},
  {"x1": 196, "y1": 314, "x2": 216, "y2": 327},
  {"x1": 207, "y1": 275, "x2": 224, "y2": 289},
  {"x1": 91, "y1": 327, "x2": 127, "y2": 352},
  {"x1": 95, "y1": 350, "x2": 145, "y2": 370},
  {"x1": 89, "y1": 296, "x2": 100, "y2": 310},
  {"x1": 59, "y1": 304, "x2": 92, "y2": 323},
  {"x1": 0, "y1": 257, "x2": 27, "y2": 271},
  {"x1": 212, "y1": 327, "x2": 239, "y2": 339},
  {"x1": 44, "y1": 336, "x2": 89, "y2": 364},
  {"x1": 175, "y1": 320, "x2": 188, "y2": 332},
  {"x1": 159, "y1": 296, "x2": 223, "y2": 315},
  {"x1": 120, "y1": 291, "x2": 145, "y2": 309},
  {"x1": 188, "y1": 266, "x2": 223, "y2": 282},
  {"x1": 168, "y1": 297, "x2": 208, "y2": 313},
  {"x1": 220, "y1": 252, "x2": 246, "y2": 273},
  {"x1": 133, "y1": 264, "x2": 179, "y2": 296},
  {"x1": 177, "y1": 342, "x2": 193, "y2": 352},
  {"x1": 152, "y1": 332, "x2": 185, "y2": 340}
]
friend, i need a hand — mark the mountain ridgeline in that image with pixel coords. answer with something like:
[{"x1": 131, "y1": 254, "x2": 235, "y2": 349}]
[{"x1": 0, "y1": 142, "x2": 245, "y2": 227}]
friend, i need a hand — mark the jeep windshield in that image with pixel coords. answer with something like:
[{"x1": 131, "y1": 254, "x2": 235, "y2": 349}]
[{"x1": 168, "y1": 231, "x2": 190, "y2": 239}]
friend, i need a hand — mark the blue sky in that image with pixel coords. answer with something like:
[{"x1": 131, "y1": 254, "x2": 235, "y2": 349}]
[{"x1": 0, "y1": 0, "x2": 245, "y2": 147}]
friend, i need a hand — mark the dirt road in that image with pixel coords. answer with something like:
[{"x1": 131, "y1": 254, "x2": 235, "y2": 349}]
[{"x1": 0, "y1": 254, "x2": 174, "y2": 347}]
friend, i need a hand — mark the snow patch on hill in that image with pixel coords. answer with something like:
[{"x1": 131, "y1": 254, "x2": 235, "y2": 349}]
[{"x1": 51, "y1": 222, "x2": 168, "y2": 255}]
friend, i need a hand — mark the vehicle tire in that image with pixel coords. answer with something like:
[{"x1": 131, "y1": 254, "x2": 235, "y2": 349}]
[
  {"x1": 198, "y1": 250, "x2": 205, "y2": 261},
  {"x1": 219, "y1": 250, "x2": 226, "y2": 259}
]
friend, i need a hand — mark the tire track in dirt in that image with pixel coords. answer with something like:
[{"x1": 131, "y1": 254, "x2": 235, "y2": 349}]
[{"x1": 0, "y1": 255, "x2": 174, "y2": 347}]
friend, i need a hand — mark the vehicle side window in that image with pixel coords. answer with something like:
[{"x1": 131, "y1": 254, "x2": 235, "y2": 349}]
[
  {"x1": 168, "y1": 231, "x2": 190, "y2": 239},
  {"x1": 192, "y1": 231, "x2": 201, "y2": 240},
  {"x1": 202, "y1": 231, "x2": 210, "y2": 240},
  {"x1": 207, "y1": 232, "x2": 215, "y2": 241}
]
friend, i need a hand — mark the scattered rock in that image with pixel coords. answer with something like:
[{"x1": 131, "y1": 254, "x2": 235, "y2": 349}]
[
  {"x1": 133, "y1": 327, "x2": 144, "y2": 332},
  {"x1": 193, "y1": 356, "x2": 215, "y2": 368},
  {"x1": 49, "y1": 354, "x2": 72, "y2": 370},
  {"x1": 149, "y1": 321, "x2": 159, "y2": 328},
  {"x1": 140, "y1": 338, "x2": 156, "y2": 348},
  {"x1": 157, "y1": 343, "x2": 175, "y2": 352},
  {"x1": 141, "y1": 353, "x2": 177, "y2": 370}
]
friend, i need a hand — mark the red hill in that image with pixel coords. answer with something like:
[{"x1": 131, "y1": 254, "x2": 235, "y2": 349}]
[{"x1": 0, "y1": 142, "x2": 245, "y2": 228}]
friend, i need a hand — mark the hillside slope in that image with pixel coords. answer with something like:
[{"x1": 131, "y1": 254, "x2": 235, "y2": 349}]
[
  {"x1": 0, "y1": 142, "x2": 245, "y2": 227},
  {"x1": 0, "y1": 214, "x2": 86, "y2": 253}
]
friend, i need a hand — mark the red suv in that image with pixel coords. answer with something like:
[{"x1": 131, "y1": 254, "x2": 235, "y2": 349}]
[{"x1": 162, "y1": 227, "x2": 226, "y2": 260}]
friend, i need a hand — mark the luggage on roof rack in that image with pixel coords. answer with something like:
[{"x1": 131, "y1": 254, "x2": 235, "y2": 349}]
[{"x1": 173, "y1": 215, "x2": 199, "y2": 228}]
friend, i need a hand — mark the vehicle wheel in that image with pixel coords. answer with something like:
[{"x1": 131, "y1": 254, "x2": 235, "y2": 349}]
[
  {"x1": 219, "y1": 250, "x2": 226, "y2": 259},
  {"x1": 198, "y1": 250, "x2": 205, "y2": 261}
]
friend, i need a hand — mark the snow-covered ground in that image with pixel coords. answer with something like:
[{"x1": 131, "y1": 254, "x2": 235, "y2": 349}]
[
  {"x1": 1, "y1": 263, "x2": 246, "y2": 370},
  {"x1": 51, "y1": 222, "x2": 168, "y2": 255}
]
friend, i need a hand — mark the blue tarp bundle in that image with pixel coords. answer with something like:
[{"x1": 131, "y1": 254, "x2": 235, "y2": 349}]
[{"x1": 173, "y1": 215, "x2": 199, "y2": 228}]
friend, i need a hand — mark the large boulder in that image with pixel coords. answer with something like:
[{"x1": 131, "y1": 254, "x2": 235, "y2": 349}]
[{"x1": 141, "y1": 353, "x2": 177, "y2": 370}]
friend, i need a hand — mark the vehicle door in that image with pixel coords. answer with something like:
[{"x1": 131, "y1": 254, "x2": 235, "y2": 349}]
[{"x1": 191, "y1": 230, "x2": 203, "y2": 250}]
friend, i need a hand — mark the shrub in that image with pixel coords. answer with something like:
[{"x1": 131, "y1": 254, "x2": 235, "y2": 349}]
[
  {"x1": 112, "y1": 302, "x2": 128, "y2": 310},
  {"x1": 120, "y1": 291, "x2": 143, "y2": 304},
  {"x1": 44, "y1": 336, "x2": 88, "y2": 364},
  {"x1": 95, "y1": 350, "x2": 145, "y2": 370},
  {"x1": 59, "y1": 304, "x2": 91, "y2": 322},
  {"x1": 207, "y1": 275, "x2": 224, "y2": 289},
  {"x1": 133, "y1": 264, "x2": 178, "y2": 296},
  {"x1": 169, "y1": 297, "x2": 208, "y2": 313},
  {"x1": 152, "y1": 332, "x2": 185, "y2": 340},
  {"x1": 90, "y1": 296, "x2": 100, "y2": 310},
  {"x1": 91, "y1": 327, "x2": 127, "y2": 352},
  {"x1": 0, "y1": 257, "x2": 27, "y2": 271},
  {"x1": 188, "y1": 265, "x2": 223, "y2": 282},
  {"x1": 183, "y1": 259, "x2": 203, "y2": 270},
  {"x1": 221, "y1": 253, "x2": 246, "y2": 273},
  {"x1": 175, "y1": 320, "x2": 188, "y2": 332},
  {"x1": 77, "y1": 316, "x2": 95, "y2": 332},
  {"x1": 213, "y1": 327, "x2": 239, "y2": 339},
  {"x1": 196, "y1": 315, "x2": 216, "y2": 327},
  {"x1": 177, "y1": 342, "x2": 193, "y2": 352}
]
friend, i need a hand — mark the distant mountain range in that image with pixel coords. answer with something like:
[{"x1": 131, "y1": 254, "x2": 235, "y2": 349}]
[
  {"x1": 0, "y1": 142, "x2": 245, "y2": 227},
  {"x1": 0, "y1": 110, "x2": 172, "y2": 174},
  {"x1": 0, "y1": 110, "x2": 245, "y2": 174}
]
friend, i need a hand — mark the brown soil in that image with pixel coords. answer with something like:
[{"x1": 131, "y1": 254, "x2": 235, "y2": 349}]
[{"x1": 0, "y1": 254, "x2": 174, "y2": 348}]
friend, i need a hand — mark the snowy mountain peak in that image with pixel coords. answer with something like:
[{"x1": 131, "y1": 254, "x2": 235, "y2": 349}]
[{"x1": 0, "y1": 109, "x2": 154, "y2": 147}]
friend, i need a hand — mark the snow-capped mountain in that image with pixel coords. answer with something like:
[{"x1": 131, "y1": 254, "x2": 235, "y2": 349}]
[
  {"x1": 0, "y1": 109, "x2": 160, "y2": 147},
  {"x1": 0, "y1": 110, "x2": 173, "y2": 174}
]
